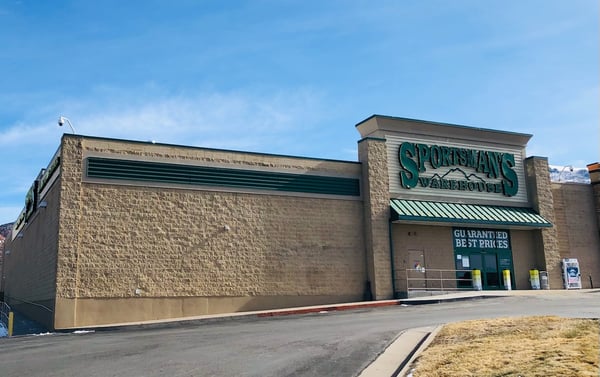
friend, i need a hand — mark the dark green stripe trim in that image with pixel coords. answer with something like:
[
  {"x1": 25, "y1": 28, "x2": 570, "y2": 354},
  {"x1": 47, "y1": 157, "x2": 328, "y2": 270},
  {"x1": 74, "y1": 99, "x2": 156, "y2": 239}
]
[
  {"x1": 392, "y1": 214, "x2": 551, "y2": 227},
  {"x1": 86, "y1": 157, "x2": 360, "y2": 197},
  {"x1": 357, "y1": 137, "x2": 387, "y2": 144}
]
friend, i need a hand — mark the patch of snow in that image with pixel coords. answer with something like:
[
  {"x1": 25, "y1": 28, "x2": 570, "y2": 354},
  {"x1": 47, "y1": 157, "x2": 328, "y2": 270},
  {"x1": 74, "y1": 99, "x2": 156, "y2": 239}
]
[
  {"x1": 549, "y1": 165, "x2": 590, "y2": 183},
  {"x1": 73, "y1": 330, "x2": 95, "y2": 334},
  {"x1": 33, "y1": 332, "x2": 52, "y2": 336}
]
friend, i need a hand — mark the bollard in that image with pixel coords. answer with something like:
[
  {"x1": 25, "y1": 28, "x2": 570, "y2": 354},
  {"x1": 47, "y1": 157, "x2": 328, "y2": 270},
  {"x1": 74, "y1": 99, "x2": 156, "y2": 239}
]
[
  {"x1": 529, "y1": 269, "x2": 540, "y2": 290},
  {"x1": 8, "y1": 311, "x2": 14, "y2": 337},
  {"x1": 472, "y1": 269, "x2": 482, "y2": 291},
  {"x1": 540, "y1": 271, "x2": 550, "y2": 290},
  {"x1": 503, "y1": 269, "x2": 512, "y2": 290}
]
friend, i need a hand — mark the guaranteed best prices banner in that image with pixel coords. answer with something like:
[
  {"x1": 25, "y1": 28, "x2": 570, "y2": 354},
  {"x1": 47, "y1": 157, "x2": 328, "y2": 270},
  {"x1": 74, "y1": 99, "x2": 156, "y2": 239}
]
[{"x1": 453, "y1": 228, "x2": 510, "y2": 250}]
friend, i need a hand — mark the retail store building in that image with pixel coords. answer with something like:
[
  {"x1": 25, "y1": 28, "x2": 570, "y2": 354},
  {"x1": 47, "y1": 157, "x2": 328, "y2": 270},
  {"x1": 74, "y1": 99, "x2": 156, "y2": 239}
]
[{"x1": 3, "y1": 115, "x2": 600, "y2": 330}]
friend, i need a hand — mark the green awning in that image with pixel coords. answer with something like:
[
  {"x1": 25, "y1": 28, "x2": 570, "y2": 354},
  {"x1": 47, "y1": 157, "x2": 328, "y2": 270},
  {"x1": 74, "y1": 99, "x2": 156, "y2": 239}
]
[{"x1": 390, "y1": 199, "x2": 552, "y2": 228}]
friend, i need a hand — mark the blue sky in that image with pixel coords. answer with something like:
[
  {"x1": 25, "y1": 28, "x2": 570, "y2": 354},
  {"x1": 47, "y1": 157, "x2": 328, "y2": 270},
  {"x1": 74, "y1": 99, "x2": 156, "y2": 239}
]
[{"x1": 0, "y1": 0, "x2": 598, "y2": 224}]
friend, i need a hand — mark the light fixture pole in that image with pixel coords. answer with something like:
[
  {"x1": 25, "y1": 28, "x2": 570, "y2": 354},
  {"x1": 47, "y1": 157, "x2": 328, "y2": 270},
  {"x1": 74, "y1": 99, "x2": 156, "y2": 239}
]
[
  {"x1": 558, "y1": 165, "x2": 574, "y2": 182},
  {"x1": 58, "y1": 116, "x2": 76, "y2": 134}
]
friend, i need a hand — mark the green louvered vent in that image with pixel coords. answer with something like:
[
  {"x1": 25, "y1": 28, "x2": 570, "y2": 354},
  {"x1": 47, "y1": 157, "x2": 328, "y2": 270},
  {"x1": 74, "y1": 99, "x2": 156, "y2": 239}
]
[
  {"x1": 390, "y1": 199, "x2": 552, "y2": 228},
  {"x1": 86, "y1": 157, "x2": 360, "y2": 197}
]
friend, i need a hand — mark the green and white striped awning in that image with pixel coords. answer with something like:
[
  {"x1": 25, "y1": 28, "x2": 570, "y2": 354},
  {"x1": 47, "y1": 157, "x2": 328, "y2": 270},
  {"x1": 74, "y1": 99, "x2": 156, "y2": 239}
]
[{"x1": 390, "y1": 199, "x2": 552, "y2": 228}]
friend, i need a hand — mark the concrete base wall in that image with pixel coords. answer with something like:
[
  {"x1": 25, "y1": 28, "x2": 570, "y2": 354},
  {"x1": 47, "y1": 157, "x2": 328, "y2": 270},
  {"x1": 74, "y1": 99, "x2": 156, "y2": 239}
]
[{"x1": 54, "y1": 294, "x2": 362, "y2": 329}]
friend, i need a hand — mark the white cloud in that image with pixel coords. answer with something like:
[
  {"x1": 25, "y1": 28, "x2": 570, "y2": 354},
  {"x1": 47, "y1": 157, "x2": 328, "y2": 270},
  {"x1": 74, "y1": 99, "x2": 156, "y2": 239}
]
[
  {"x1": 55, "y1": 89, "x2": 327, "y2": 147},
  {"x1": 1, "y1": 87, "x2": 330, "y2": 147}
]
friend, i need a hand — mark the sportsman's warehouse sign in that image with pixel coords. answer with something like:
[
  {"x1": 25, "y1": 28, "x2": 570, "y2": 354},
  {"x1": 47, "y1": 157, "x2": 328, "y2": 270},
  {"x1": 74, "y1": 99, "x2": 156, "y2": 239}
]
[{"x1": 397, "y1": 142, "x2": 519, "y2": 197}]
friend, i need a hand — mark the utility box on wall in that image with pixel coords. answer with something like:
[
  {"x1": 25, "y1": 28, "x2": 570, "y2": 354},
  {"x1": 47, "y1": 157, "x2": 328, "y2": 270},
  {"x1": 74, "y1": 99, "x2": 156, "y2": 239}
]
[{"x1": 561, "y1": 258, "x2": 582, "y2": 289}]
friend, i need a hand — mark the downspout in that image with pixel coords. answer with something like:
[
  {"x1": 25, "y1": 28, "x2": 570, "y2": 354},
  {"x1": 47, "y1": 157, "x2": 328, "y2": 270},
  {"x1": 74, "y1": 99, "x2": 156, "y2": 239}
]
[{"x1": 388, "y1": 219, "x2": 396, "y2": 299}]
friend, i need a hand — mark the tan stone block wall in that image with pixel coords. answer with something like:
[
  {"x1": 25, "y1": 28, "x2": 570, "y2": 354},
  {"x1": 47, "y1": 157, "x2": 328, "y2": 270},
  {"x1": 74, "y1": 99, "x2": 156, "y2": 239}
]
[
  {"x1": 358, "y1": 138, "x2": 393, "y2": 299},
  {"x1": 56, "y1": 136, "x2": 85, "y2": 301},
  {"x1": 75, "y1": 186, "x2": 365, "y2": 298},
  {"x1": 552, "y1": 183, "x2": 600, "y2": 288},
  {"x1": 55, "y1": 136, "x2": 366, "y2": 328},
  {"x1": 525, "y1": 157, "x2": 561, "y2": 288},
  {"x1": 3, "y1": 180, "x2": 60, "y2": 329}
]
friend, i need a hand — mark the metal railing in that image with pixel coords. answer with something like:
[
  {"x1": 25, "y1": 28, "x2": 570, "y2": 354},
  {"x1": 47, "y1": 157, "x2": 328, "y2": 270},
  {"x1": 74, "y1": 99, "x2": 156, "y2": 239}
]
[
  {"x1": 4, "y1": 296, "x2": 53, "y2": 313},
  {"x1": 405, "y1": 268, "x2": 475, "y2": 294},
  {"x1": 0, "y1": 301, "x2": 9, "y2": 325}
]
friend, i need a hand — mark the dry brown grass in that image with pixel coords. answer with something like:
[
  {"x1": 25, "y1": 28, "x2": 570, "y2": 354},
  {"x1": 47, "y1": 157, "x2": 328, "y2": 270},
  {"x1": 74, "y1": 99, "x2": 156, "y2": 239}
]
[{"x1": 410, "y1": 316, "x2": 599, "y2": 377}]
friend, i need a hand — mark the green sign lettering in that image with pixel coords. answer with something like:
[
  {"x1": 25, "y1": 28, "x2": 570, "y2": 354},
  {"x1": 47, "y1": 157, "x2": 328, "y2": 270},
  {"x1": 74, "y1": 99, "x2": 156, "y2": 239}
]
[{"x1": 397, "y1": 142, "x2": 519, "y2": 197}]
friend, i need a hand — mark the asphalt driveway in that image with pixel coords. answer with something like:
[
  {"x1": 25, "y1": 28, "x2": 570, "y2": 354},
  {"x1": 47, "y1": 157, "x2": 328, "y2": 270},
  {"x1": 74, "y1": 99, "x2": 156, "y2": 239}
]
[{"x1": 0, "y1": 291, "x2": 598, "y2": 377}]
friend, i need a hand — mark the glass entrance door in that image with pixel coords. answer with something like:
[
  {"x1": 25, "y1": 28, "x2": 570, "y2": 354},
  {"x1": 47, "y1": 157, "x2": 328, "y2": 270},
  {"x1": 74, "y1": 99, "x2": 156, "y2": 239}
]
[
  {"x1": 483, "y1": 253, "x2": 500, "y2": 288},
  {"x1": 468, "y1": 253, "x2": 500, "y2": 290}
]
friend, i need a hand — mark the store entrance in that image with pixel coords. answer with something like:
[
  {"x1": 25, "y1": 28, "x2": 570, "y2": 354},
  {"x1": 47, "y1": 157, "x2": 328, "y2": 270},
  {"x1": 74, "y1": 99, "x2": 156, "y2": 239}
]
[
  {"x1": 463, "y1": 252, "x2": 500, "y2": 289},
  {"x1": 453, "y1": 227, "x2": 514, "y2": 290}
]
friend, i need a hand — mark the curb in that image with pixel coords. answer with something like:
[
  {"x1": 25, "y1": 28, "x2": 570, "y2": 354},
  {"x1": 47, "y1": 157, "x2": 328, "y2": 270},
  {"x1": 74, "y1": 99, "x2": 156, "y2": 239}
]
[
  {"x1": 357, "y1": 325, "x2": 443, "y2": 377},
  {"x1": 397, "y1": 294, "x2": 503, "y2": 306},
  {"x1": 396, "y1": 325, "x2": 443, "y2": 377},
  {"x1": 257, "y1": 300, "x2": 402, "y2": 318},
  {"x1": 257, "y1": 294, "x2": 507, "y2": 319}
]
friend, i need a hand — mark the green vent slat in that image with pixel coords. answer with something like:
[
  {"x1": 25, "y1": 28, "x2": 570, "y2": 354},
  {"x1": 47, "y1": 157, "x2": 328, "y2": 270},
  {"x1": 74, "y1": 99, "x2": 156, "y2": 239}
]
[{"x1": 87, "y1": 157, "x2": 360, "y2": 197}]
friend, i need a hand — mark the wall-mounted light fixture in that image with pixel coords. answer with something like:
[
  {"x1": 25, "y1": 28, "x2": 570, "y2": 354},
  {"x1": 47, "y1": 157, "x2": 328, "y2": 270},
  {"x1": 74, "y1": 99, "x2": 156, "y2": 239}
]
[
  {"x1": 16, "y1": 233, "x2": 23, "y2": 239},
  {"x1": 38, "y1": 201, "x2": 48, "y2": 209},
  {"x1": 4, "y1": 250, "x2": 10, "y2": 255},
  {"x1": 58, "y1": 116, "x2": 76, "y2": 134}
]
